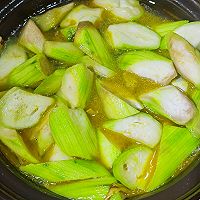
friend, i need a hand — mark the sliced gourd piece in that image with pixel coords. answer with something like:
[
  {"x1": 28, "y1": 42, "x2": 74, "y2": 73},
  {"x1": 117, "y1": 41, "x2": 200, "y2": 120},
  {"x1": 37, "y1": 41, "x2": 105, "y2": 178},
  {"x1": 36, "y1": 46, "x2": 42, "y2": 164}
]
[
  {"x1": 49, "y1": 106, "x2": 98, "y2": 159},
  {"x1": 159, "y1": 33, "x2": 170, "y2": 50},
  {"x1": 171, "y1": 77, "x2": 189, "y2": 93},
  {"x1": 168, "y1": 33, "x2": 200, "y2": 88},
  {"x1": 60, "y1": 25, "x2": 77, "y2": 42},
  {"x1": 33, "y1": 3, "x2": 74, "y2": 32},
  {"x1": 0, "y1": 126, "x2": 38, "y2": 163},
  {"x1": 20, "y1": 159, "x2": 111, "y2": 182},
  {"x1": 60, "y1": 5, "x2": 103, "y2": 28},
  {"x1": 110, "y1": 192, "x2": 123, "y2": 200},
  {"x1": 44, "y1": 41, "x2": 84, "y2": 65},
  {"x1": 74, "y1": 22, "x2": 116, "y2": 71},
  {"x1": 7, "y1": 54, "x2": 53, "y2": 88},
  {"x1": 140, "y1": 85, "x2": 196, "y2": 125},
  {"x1": 58, "y1": 64, "x2": 93, "y2": 109},
  {"x1": 19, "y1": 20, "x2": 45, "y2": 54},
  {"x1": 34, "y1": 69, "x2": 65, "y2": 96},
  {"x1": 113, "y1": 146, "x2": 153, "y2": 190},
  {"x1": 174, "y1": 22, "x2": 200, "y2": 48},
  {"x1": 0, "y1": 91, "x2": 6, "y2": 98},
  {"x1": 98, "y1": 129, "x2": 121, "y2": 169},
  {"x1": 105, "y1": 22, "x2": 161, "y2": 50},
  {"x1": 119, "y1": 51, "x2": 177, "y2": 85},
  {"x1": 81, "y1": 56, "x2": 115, "y2": 78},
  {"x1": 96, "y1": 79, "x2": 139, "y2": 119},
  {"x1": 103, "y1": 113, "x2": 162, "y2": 148},
  {"x1": 0, "y1": 87, "x2": 54, "y2": 129},
  {"x1": 147, "y1": 125, "x2": 199, "y2": 191}
]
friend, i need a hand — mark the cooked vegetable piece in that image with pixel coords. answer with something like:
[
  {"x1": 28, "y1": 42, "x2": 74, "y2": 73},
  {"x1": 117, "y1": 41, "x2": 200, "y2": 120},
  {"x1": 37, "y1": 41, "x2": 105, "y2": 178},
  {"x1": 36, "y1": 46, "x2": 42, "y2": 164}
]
[
  {"x1": 81, "y1": 56, "x2": 115, "y2": 78},
  {"x1": 93, "y1": 0, "x2": 144, "y2": 21},
  {"x1": 96, "y1": 79, "x2": 139, "y2": 119},
  {"x1": 60, "y1": 5, "x2": 103, "y2": 28},
  {"x1": 140, "y1": 85, "x2": 196, "y2": 125},
  {"x1": 168, "y1": 33, "x2": 200, "y2": 88},
  {"x1": 49, "y1": 106, "x2": 98, "y2": 159},
  {"x1": 103, "y1": 113, "x2": 162, "y2": 148},
  {"x1": 33, "y1": 3, "x2": 74, "y2": 32},
  {"x1": 44, "y1": 41, "x2": 84, "y2": 65},
  {"x1": 119, "y1": 51, "x2": 177, "y2": 85},
  {"x1": 113, "y1": 146, "x2": 153, "y2": 190},
  {"x1": 0, "y1": 87, "x2": 54, "y2": 129},
  {"x1": 174, "y1": 22, "x2": 200, "y2": 48},
  {"x1": 159, "y1": 34, "x2": 170, "y2": 50},
  {"x1": 98, "y1": 130, "x2": 121, "y2": 168},
  {"x1": 171, "y1": 77, "x2": 189, "y2": 93},
  {"x1": 0, "y1": 126, "x2": 38, "y2": 163},
  {"x1": 8, "y1": 54, "x2": 52, "y2": 88},
  {"x1": 34, "y1": 69, "x2": 65, "y2": 96},
  {"x1": 105, "y1": 22, "x2": 161, "y2": 50},
  {"x1": 147, "y1": 125, "x2": 199, "y2": 191},
  {"x1": 60, "y1": 25, "x2": 77, "y2": 41},
  {"x1": 19, "y1": 20, "x2": 45, "y2": 54},
  {"x1": 110, "y1": 193, "x2": 123, "y2": 200},
  {"x1": 58, "y1": 64, "x2": 93, "y2": 109},
  {"x1": 74, "y1": 22, "x2": 116, "y2": 71},
  {"x1": 20, "y1": 159, "x2": 111, "y2": 182},
  {"x1": 0, "y1": 91, "x2": 6, "y2": 98}
]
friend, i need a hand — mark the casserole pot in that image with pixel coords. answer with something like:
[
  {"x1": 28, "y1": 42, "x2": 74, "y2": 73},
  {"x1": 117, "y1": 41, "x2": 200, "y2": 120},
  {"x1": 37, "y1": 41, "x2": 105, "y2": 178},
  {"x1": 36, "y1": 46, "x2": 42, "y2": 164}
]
[{"x1": 0, "y1": 0, "x2": 200, "y2": 199}]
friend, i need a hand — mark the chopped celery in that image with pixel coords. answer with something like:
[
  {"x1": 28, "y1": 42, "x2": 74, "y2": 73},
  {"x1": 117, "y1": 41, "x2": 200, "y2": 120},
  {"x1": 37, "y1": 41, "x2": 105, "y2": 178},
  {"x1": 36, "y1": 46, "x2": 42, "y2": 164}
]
[
  {"x1": 49, "y1": 107, "x2": 98, "y2": 159},
  {"x1": 34, "y1": 69, "x2": 65, "y2": 96},
  {"x1": 60, "y1": 26, "x2": 77, "y2": 41},
  {"x1": 147, "y1": 125, "x2": 199, "y2": 191},
  {"x1": 60, "y1": 5, "x2": 103, "y2": 28},
  {"x1": 20, "y1": 159, "x2": 111, "y2": 182},
  {"x1": 103, "y1": 113, "x2": 162, "y2": 148},
  {"x1": 171, "y1": 77, "x2": 189, "y2": 93},
  {"x1": 98, "y1": 129, "x2": 121, "y2": 169},
  {"x1": 74, "y1": 22, "x2": 116, "y2": 71},
  {"x1": 168, "y1": 33, "x2": 200, "y2": 88},
  {"x1": 113, "y1": 146, "x2": 153, "y2": 190},
  {"x1": 58, "y1": 64, "x2": 93, "y2": 109},
  {"x1": 119, "y1": 51, "x2": 177, "y2": 85},
  {"x1": 174, "y1": 22, "x2": 200, "y2": 48},
  {"x1": 159, "y1": 34, "x2": 170, "y2": 50},
  {"x1": 44, "y1": 41, "x2": 84, "y2": 65},
  {"x1": 105, "y1": 22, "x2": 161, "y2": 50},
  {"x1": 19, "y1": 20, "x2": 45, "y2": 54},
  {"x1": 110, "y1": 193, "x2": 123, "y2": 200},
  {"x1": 96, "y1": 79, "x2": 139, "y2": 119},
  {"x1": 33, "y1": 3, "x2": 74, "y2": 32},
  {"x1": 8, "y1": 54, "x2": 53, "y2": 88},
  {"x1": 140, "y1": 85, "x2": 196, "y2": 125},
  {"x1": 0, "y1": 126, "x2": 38, "y2": 163},
  {"x1": 0, "y1": 87, "x2": 54, "y2": 129},
  {"x1": 154, "y1": 20, "x2": 189, "y2": 37}
]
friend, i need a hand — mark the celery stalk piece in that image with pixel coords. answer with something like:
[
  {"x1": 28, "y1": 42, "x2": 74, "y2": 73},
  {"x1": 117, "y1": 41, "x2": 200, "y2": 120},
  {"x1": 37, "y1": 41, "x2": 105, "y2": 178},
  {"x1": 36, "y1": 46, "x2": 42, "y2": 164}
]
[
  {"x1": 113, "y1": 146, "x2": 153, "y2": 190},
  {"x1": 60, "y1": 5, "x2": 103, "y2": 28},
  {"x1": 171, "y1": 77, "x2": 189, "y2": 93},
  {"x1": 34, "y1": 69, "x2": 65, "y2": 96},
  {"x1": 93, "y1": 0, "x2": 144, "y2": 21},
  {"x1": 98, "y1": 129, "x2": 121, "y2": 169},
  {"x1": 96, "y1": 79, "x2": 139, "y2": 119},
  {"x1": 119, "y1": 51, "x2": 177, "y2": 85},
  {"x1": 174, "y1": 22, "x2": 200, "y2": 48},
  {"x1": 7, "y1": 54, "x2": 53, "y2": 88},
  {"x1": 110, "y1": 193, "x2": 123, "y2": 200},
  {"x1": 49, "y1": 106, "x2": 98, "y2": 159},
  {"x1": 140, "y1": 85, "x2": 196, "y2": 125},
  {"x1": 147, "y1": 125, "x2": 199, "y2": 191},
  {"x1": 33, "y1": 3, "x2": 74, "y2": 32},
  {"x1": 159, "y1": 34, "x2": 170, "y2": 50},
  {"x1": 168, "y1": 33, "x2": 200, "y2": 88},
  {"x1": 44, "y1": 41, "x2": 84, "y2": 65},
  {"x1": 58, "y1": 64, "x2": 93, "y2": 109},
  {"x1": 0, "y1": 87, "x2": 54, "y2": 129},
  {"x1": 74, "y1": 22, "x2": 116, "y2": 71},
  {"x1": 103, "y1": 113, "x2": 162, "y2": 148},
  {"x1": 0, "y1": 126, "x2": 38, "y2": 163},
  {"x1": 154, "y1": 20, "x2": 189, "y2": 37},
  {"x1": 19, "y1": 20, "x2": 45, "y2": 54},
  {"x1": 60, "y1": 26, "x2": 77, "y2": 42},
  {"x1": 0, "y1": 40, "x2": 27, "y2": 82},
  {"x1": 20, "y1": 159, "x2": 111, "y2": 182},
  {"x1": 105, "y1": 22, "x2": 161, "y2": 50}
]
